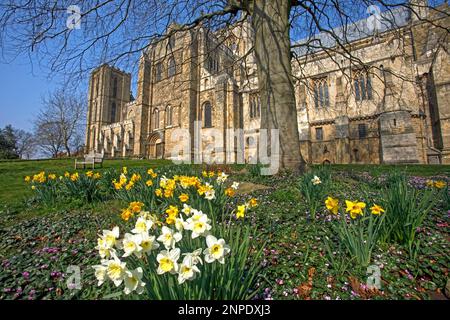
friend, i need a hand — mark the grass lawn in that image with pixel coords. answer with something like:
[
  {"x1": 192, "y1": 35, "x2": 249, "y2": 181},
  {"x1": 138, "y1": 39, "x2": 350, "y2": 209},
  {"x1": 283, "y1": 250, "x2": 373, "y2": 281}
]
[{"x1": 0, "y1": 159, "x2": 449, "y2": 300}]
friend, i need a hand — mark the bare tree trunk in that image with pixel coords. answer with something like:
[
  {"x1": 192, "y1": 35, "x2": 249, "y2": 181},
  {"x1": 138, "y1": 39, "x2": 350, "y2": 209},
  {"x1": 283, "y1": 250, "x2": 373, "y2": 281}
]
[{"x1": 251, "y1": 0, "x2": 306, "y2": 172}]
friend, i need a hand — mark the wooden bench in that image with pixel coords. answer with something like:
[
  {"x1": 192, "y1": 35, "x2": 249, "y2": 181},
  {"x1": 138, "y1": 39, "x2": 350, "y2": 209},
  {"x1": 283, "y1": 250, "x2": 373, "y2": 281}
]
[{"x1": 74, "y1": 153, "x2": 104, "y2": 169}]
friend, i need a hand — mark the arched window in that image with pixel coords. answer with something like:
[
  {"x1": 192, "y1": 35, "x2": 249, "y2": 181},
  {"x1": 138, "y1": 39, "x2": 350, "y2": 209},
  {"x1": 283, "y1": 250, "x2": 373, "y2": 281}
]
[
  {"x1": 169, "y1": 35, "x2": 175, "y2": 48},
  {"x1": 249, "y1": 93, "x2": 261, "y2": 119},
  {"x1": 353, "y1": 70, "x2": 373, "y2": 101},
  {"x1": 166, "y1": 106, "x2": 173, "y2": 126},
  {"x1": 111, "y1": 102, "x2": 116, "y2": 123},
  {"x1": 203, "y1": 102, "x2": 212, "y2": 128},
  {"x1": 168, "y1": 58, "x2": 176, "y2": 78},
  {"x1": 153, "y1": 109, "x2": 160, "y2": 130},
  {"x1": 313, "y1": 77, "x2": 329, "y2": 109}
]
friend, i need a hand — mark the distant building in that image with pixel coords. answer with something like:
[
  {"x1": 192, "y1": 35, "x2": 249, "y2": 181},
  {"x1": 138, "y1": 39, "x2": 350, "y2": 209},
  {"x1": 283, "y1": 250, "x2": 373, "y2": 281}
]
[{"x1": 85, "y1": 1, "x2": 450, "y2": 164}]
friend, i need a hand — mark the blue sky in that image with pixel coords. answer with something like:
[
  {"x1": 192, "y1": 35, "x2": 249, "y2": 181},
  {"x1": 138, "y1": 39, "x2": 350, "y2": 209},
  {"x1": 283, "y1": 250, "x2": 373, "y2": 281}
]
[{"x1": 0, "y1": 57, "x2": 64, "y2": 131}]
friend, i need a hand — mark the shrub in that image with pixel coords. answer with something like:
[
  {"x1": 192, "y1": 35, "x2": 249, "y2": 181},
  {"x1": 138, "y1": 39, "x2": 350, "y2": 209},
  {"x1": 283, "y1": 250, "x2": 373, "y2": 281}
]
[{"x1": 24, "y1": 171, "x2": 59, "y2": 206}]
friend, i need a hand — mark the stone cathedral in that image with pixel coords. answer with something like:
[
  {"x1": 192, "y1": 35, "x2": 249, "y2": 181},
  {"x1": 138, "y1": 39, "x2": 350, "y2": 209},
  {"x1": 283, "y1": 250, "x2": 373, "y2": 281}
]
[{"x1": 85, "y1": 2, "x2": 450, "y2": 164}]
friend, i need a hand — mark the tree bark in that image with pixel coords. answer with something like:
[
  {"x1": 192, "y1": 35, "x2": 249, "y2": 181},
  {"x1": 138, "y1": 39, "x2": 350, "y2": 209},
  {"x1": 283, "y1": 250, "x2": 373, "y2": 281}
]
[{"x1": 250, "y1": 0, "x2": 306, "y2": 172}]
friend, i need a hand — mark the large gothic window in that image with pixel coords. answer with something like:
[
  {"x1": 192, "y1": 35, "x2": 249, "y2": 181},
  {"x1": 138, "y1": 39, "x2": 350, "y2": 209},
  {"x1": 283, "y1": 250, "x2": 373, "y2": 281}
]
[
  {"x1": 166, "y1": 105, "x2": 173, "y2": 126},
  {"x1": 249, "y1": 93, "x2": 261, "y2": 119},
  {"x1": 153, "y1": 109, "x2": 160, "y2": 130},
  {"x1": 111, "y1": 102, "x2": 116, "y2": 123},
  {"x1": 354, "y1": 70, "x2": 373, "y2": 101},
  {"x1": 313, "y1": 77, "x2": 329, "y2": 109},
  {"x1": 202, "y1": 102, "x2": 212, "y2": 128},
  {"x1": 168, "y1": 57, "x2": 176, "y2": 78}
]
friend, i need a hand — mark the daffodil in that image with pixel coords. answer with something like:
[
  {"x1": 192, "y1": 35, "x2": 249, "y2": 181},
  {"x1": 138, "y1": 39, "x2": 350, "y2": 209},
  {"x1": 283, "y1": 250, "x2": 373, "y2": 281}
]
[
  {"x1": 231, "y1": 181, "x2": 239, "y2": 190},
  {"x1": 236, "y1": 205, "x2": 246, "y2": 219},
  {"x1": 216, "y1": 172, "x2": 228, "y2": 184},
  {"x1": 311, "y1": 175, "x2": 321, "y2": 185},
  {"x1": 345, "y1": 200, "x2": 366, "y2": 219},
  {"x1": 93, "y1": 172, "x2": 101, "y2": 179},
  {"x1": 132, "y1": 217, "x2": 153, "y2": 234},
  {"x1": 24, "y1": 176, "x2": 31, "y2": 183},
  {"x1": 157, "y1": 226, "x2": 182, "y2": 249},
  {"x1": 186, "y1": 214, "x2": 211, "y2": 239},
  {"x1": 426, "y1": 179, "x2": 434, "y2": 187},
  {"x1": 121, "y1": 208, "x2": 133, "y2": 221},
  {"x1": 182, "y1": 248, "x2": 203, "y2": 266},
  {"x1": 204, "y1": 235, "x2": 230, "y2": 264},
  {"x1": 155, "y1": 188, "x2": 163, "y2": 197},
  {"x1": 166, "y1": 205, "x2": 179, "y2": 217},
  {"x1": 105, "y1": 254, "x2": 127, "y2": 286},
  {"x1": 370, "y1": 204, "x2": 385, "y2": 215},
  {"x1": 122, "y1": 167, "x2": 128, "y2": 174},
  {"x1": 179, "y1": 193, "x2": 189, "y2": 203},
  {"x1": 122, "y1": 233, "x2": 143, "y2": 257},
  {"x1": 146, "y1": 179, "x2": 153, "y2": 186},
  {"x1": 434, "y1": 181, "x2": 446, "y2": 189},
  {"x1": 177, "y1": 256, "x2": 201, "y2": 284},
  {"x1": 102, "y1": 226, "x2": 120, "y2": 248},
  {"x1": 182, "y1": 204, "x2": 192, "y2": 215},
  {"x1": 70, "y1": 172, "x2": 79, "y2": 181},
  {"x1": 48, "y1": 174, "x2": 57, "y2": 180},
  {"x1": 156, "y1": 248, "x2": 180, "y2": 274},
  {"x1": 86, "y1": 171, "x2": 94, "y2": 177},
  {"x1": 124, "y1": 267, "x2": 145, "y2": 295},
  {"x1": 96, "y1": 237, "x2": 116, "y2": 259},
  {"x1": 92, "y1": 264, "x2": 107, "y2": 286},
  {"x1": 247, "y1": 198, "x2": 258, "y2": 208},
  {"x1": 139, "y1": 233, "x2": 159, "y2": 254},
  {"x1": 225, "y1": 187, "x2": 235, "y2": 197},
  {"x1": 325, "y1": 196, "x2": 339, "y2": 214},
  {"x1": 129, "y1": 201, "x2": 144, "y2": 213}
]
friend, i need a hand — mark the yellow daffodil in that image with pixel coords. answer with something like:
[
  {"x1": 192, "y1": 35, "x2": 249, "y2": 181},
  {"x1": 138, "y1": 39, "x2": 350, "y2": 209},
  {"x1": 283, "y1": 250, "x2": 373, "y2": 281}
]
[
  {"x1": 434, "y1": 181, "x2": 446, "y2": 189},
  {"x1": 70, "y1": 172, "x2": 79, "y2": 181},
  {"x1": 121, "y1": 208, "x2": 133, "y2": 221},
  {"x1": 179, "y1": 193, "x2": 189, "y2": 203},
  {"x1": 24, "y1": 176, "x2": 31, "y2": 183},
  {"x1": 247, "y1": 198, "x2": 258, "y2": 208},
  {"x1": 325, "y1": 196, "x2": 339, "y2": 214},
  {"x1": 225, "y1": 187, "x2": 235, "y2": 197},
  {"x1": 146, "y1": 179, "x2": 153, "y2": 187},
  {"x1": 122, "y1": 167, "x2": 128, "y2": 174},
  {"x1": 64, "y1": 171, "x2": 70, "y2": 178},
  {"x1": 147, "y1": 168, "x2": 157, "y2": 178},
  {"x1": 129, "y1": 201, "x2": 144, "y2": 213},
  {"x1": 370, "y1": 204, "x2": 385, "y2": 215},
  {"x1": 164, "y1": 188, "x2": 174, "y2": 198},
  {"x1": 155, "y1": 188, "x2": 162, "y2": 197},
  {"x1": 345, "y1": 200, "x2": 366, "y2": 219},
  {"x1": 426, "y1": 179, "x2": 434, "y2": 187},
  {"x1": 236, "y1": 205, "x2": 246, "y2": 219},
  {"x1": 93, "y1": 173, "x2": 101, "y2": 179},
  {"x1": 86, "y1": 171, "x2": 94, "y2": 178},
  {"x1": 165, "y1": 205, "x2": 179, "y2": 217},
  {"x1": 31, "y1": 185, "x2": 36, "y2": 190},
  {"x1": 125, "y1": 181, "x2": 134, "y2": 190}
]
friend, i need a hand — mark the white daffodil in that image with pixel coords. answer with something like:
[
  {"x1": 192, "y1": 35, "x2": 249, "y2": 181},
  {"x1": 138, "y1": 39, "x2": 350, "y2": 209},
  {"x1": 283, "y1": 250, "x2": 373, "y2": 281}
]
[
  {"x1": 182, "y1": 204, "x2": 192, "y2": 215},
  {"x1": 96, "y1": 237, "x2": 116, "y2": 259},
  {"x1": 131, "y1": 217, "x2": 153, "y2": 234},
  {"x1": 216, "y1": 172, "x2": 228, "y2": 184},
  {"x1": 175, "y1": 216, "x2": 187, "y2": 232},
  {"x1": 139, "y1": 233, "x2": 159, "y2": 254},
  {"x1": 105, "y1": 254, "x2": 127, "y2": 286},
  {"x1": 311, "y1": 175, "x2": 322, "y2": 185},
  {"x1": 124, "y1": 267, "x2": 146, "y2": 295},
  {"x1": 157, "y1": 226, "x2": 182, "y2": 249},
  {"x1": 156, "y1": 248, "x2": 180, "y2": 274},
  {"x1": 231, "y1": 181, "x2": 240, "y2": 190},
  {"x1": 189, "y1": 209, "x2": 206, "y2": 222},
  {"x1": 177, "y1": 257, "x2": 201, "y2": 284},
  {"x1": 122, "y1": 233, "x2": 143, "y2": 257},
  {"x1": 182, "y1": 248, "x2": 203, "y2": 266},
  {"x1": 204, "y1": 189, "x2": 216, "y2": 200},
  {"x1": 204, "y1": 235, "x2": 230, "y2": 264},
  {"x1": 186, "y1": 214, "x2": 211, "y2": 239},
  {"x1": 92, "y1": 264, "x2": 107, "y2": 286},
  {"x1": 101, "y1": 226, "x2": 120, "y2": 247}
]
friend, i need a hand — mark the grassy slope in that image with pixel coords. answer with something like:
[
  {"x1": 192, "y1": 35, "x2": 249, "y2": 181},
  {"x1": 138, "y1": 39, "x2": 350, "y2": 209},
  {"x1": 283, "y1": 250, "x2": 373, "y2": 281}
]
[{"x1": 0, "y1": 158, "x2": 170, "y2": 206}]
